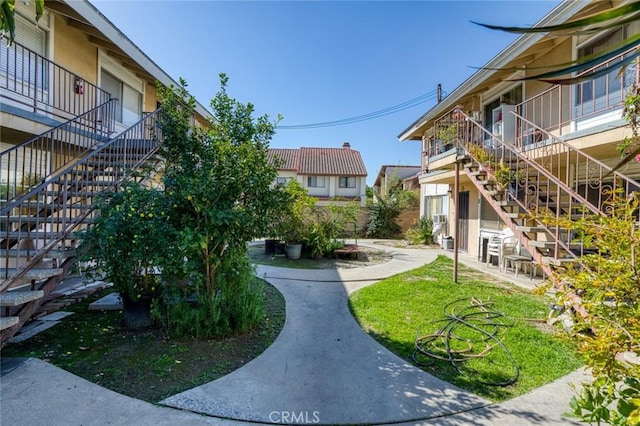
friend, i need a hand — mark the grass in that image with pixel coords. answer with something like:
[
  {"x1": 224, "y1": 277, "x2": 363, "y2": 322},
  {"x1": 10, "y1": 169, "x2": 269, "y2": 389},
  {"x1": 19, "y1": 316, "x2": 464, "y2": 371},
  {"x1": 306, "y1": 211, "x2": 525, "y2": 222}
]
[
  {"x1": 349, "y1": 255, "x2": 584, "y2": 402},
  {"x1": 2, "y1": 279, "x2": 286, "y2": 403}
]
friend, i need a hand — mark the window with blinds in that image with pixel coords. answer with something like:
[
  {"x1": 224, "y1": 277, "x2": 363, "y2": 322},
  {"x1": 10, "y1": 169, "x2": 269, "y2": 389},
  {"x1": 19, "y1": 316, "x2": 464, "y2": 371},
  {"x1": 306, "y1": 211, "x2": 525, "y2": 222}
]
[
  {"x1": 575, "y1": 27, "x2": 627, "y2": 116},
  {"x1": 100, "y1": 70, "x2": 142, "y2": 126},
  {"x1": 0, "y1": 14, "x2": 47, "y2": 90}
]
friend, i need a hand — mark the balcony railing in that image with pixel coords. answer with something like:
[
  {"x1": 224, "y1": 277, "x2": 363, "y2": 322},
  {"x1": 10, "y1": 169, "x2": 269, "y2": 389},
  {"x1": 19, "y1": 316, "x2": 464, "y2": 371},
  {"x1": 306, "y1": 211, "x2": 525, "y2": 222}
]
[
  {"x1": 0, "y1": 100, "x2": 117, "y2": 207},
  {"x1": 0, "y1": 39, "x2": 111, "y2": 122},
  {"x1": 517, "y1": 48, "x2": 639, "y2": 136}
]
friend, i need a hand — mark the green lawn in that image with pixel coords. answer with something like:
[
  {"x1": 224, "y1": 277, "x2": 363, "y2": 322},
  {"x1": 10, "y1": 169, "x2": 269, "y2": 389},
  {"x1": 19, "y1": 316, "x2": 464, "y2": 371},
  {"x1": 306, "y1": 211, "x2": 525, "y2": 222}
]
[{"x1": 349, "y1": 255, "x2": 583, "y2": 401}]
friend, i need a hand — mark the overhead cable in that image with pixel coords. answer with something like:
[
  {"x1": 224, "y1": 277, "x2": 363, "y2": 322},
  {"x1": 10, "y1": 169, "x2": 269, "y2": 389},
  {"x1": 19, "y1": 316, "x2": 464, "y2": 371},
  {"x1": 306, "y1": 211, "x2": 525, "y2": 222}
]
[{"x1": 277, "y1": 89, "x2": 440, "y2": 129}]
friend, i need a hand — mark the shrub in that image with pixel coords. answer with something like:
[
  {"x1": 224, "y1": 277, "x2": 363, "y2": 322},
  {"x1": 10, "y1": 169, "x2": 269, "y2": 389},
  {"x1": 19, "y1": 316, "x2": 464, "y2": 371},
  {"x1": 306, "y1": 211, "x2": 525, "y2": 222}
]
[
  {"x1": 366, "y1": 197, "x2": 401, "y2": 238},
  {"x1": 405, "y1": 216, "x2": 435, "y2": 245},
  {"x1": 81, "y1": 181, "x2": 178, "y2": 302}
]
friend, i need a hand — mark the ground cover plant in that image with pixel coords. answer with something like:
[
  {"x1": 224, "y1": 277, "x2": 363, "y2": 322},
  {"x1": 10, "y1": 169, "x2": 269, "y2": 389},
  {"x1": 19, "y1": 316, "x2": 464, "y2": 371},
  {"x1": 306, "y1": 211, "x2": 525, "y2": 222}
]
[
  {"x1": 349, "y1": 255, "x2": 583, "y2": 401},
  {"x1": 2, "y1": 281, "x2": 285, "y2": 403}
]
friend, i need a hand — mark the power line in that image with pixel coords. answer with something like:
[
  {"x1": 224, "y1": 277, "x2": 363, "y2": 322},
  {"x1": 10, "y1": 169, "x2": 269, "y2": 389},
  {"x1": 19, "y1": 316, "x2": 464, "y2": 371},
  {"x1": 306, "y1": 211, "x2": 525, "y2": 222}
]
[{"x1": 277, "y1": 89, "x2": 439, "y2": 130}]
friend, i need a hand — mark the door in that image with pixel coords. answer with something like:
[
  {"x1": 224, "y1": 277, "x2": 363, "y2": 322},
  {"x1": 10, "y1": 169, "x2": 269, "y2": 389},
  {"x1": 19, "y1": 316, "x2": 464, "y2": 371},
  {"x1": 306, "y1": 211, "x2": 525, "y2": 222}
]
[{"x1": 458, "y1": 191, "x2": 470, "y2": 251}]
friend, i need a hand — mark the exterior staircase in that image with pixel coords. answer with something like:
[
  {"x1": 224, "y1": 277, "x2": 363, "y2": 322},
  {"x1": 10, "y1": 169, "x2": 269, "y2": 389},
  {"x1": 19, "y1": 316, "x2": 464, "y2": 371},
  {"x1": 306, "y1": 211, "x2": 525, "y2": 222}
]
[
  {"x1": 0, "y1": 106, "x2": 163, "y2": 346},
  {"x1": 434, "y1": 107, "x2": 638, "y2": 279}
]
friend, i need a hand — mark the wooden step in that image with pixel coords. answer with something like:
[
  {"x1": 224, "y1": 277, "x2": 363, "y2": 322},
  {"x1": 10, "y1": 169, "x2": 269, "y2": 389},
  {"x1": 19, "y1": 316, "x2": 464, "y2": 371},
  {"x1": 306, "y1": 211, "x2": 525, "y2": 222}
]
[
  {"x1": 0, "y1": 316, "x2": 19, "y2": 330},
  {"x1": 0, "y1": 290, "x2": 44, "y2": 306}
]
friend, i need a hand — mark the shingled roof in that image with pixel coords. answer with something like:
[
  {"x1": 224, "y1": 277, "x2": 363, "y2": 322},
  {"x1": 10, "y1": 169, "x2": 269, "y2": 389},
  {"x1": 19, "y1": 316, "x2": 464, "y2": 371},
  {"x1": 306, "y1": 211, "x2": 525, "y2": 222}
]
[{"x1": 268, "y1": 143, "x2": 367, "y2": 176}]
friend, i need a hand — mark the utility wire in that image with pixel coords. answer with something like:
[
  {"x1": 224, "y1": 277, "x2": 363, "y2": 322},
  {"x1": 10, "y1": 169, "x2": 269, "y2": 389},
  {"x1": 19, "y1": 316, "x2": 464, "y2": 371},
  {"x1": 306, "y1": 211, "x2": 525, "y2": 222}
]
[{"x1": 277, "y1": 89, "x2": 441, "y2": 129}]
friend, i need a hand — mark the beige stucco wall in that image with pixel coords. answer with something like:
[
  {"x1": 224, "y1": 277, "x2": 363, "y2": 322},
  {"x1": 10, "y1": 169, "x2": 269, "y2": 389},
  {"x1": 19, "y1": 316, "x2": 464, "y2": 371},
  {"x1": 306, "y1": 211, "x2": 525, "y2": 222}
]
[{"x1": 53, "y1": 15, "x2": 98, "y2": 84}]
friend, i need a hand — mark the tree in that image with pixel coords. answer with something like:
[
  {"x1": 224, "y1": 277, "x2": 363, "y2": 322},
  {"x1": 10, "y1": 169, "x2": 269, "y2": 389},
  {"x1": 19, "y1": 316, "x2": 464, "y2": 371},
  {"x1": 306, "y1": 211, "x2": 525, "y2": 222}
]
[
  {"x1": 154, "y1": 75, "x2": 285, "y2": 337},
  {"x1": 538, "y1": 193, "x2": 640, "y2": 425},
  {"x1": 1, "y1": 0, "x2": 44, "y2": 44}
]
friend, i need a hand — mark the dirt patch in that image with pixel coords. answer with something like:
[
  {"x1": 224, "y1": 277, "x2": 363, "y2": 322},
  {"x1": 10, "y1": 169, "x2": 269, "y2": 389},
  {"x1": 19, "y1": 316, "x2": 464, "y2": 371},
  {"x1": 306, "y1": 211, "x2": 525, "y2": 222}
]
[{"x1": 2, "y1": 281, "x2": 285, "y2": 403}]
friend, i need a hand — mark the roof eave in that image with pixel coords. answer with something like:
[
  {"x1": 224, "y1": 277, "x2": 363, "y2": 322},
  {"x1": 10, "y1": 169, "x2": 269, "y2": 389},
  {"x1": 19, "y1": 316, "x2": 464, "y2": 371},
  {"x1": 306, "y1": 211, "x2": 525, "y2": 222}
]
[
  {"x1": 66, "y1": 0, "x2": 211, "y2": 119},
  {"x1": 397, "y1": 0, "x2": 586, "y2": 142}
]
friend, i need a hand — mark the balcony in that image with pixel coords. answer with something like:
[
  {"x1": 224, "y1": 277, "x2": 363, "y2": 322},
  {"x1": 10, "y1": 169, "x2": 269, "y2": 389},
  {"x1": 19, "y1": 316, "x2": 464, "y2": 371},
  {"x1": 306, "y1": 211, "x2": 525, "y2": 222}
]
[{"x1": 0, "y1": 39, "x2": 111, "y2": 126}]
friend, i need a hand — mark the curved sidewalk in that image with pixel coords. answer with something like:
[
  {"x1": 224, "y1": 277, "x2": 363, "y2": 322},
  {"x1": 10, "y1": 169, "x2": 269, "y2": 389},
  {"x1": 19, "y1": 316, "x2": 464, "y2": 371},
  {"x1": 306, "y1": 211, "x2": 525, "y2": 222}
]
[{"x1": 1, "y1": 242, "x2": 585, "y2": 425}]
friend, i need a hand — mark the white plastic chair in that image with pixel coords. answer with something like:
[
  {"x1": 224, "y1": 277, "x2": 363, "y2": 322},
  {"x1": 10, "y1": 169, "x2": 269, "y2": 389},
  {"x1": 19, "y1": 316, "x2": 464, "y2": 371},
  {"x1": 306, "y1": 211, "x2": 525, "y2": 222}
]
[{"x1": 486, "y1": 228, "x2": 517, "y2": 270}]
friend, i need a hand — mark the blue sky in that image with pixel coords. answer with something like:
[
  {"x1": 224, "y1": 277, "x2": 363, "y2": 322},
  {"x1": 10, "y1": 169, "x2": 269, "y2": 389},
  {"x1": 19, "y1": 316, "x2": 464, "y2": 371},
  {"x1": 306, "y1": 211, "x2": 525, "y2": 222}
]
[{"x1": 93, "y1": 0, "x2": 560, "y2": 186}]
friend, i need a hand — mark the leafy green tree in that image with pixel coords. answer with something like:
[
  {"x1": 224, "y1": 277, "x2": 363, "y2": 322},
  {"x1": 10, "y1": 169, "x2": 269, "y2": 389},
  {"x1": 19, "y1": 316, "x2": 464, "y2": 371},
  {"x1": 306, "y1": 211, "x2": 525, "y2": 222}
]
[
  {"x1": 155, "y1": 75, "x2": 285, "y2": 337},
  {"x1": 538, "y1": 193, "x2": 640, "y2": 425},
  {"x1": 1, "y1": 0, "x2": 44, "y2": 44}
]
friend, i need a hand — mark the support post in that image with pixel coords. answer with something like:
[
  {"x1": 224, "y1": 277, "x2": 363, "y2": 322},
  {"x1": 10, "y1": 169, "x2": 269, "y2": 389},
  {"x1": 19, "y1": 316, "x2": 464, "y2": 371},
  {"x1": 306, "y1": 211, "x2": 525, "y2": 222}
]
[{"x1": 453, "y1": 161, "x2": 460, "y2": 283}]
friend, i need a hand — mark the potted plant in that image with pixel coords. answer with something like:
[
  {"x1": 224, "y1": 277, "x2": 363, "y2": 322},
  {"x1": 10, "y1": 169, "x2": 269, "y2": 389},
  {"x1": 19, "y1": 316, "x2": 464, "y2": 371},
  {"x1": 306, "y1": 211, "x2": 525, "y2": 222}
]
[
  {"x1": 493, "y1": 161, "x2": 513, "y2": 190},
  {"x1": 280, "y1": 180, "x2": 315, "y2": 259},
  {"x1": 81, "y1": 181, "x2": 178, "y2": 329}
]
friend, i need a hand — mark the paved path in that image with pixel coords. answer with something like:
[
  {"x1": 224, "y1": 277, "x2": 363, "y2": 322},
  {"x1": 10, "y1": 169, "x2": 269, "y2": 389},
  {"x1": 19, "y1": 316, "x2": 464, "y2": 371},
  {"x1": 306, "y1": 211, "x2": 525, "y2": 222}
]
[{"x1": 1, "y1": 242, "x2": 586, "y2": 425}]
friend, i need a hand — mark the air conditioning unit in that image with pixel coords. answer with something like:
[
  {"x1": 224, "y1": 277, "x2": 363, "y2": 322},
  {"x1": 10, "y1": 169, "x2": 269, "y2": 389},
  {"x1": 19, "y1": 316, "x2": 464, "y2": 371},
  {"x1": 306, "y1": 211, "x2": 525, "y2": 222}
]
[{"x1": 433, "y1": 214, "x2": 447, "y2": 224}]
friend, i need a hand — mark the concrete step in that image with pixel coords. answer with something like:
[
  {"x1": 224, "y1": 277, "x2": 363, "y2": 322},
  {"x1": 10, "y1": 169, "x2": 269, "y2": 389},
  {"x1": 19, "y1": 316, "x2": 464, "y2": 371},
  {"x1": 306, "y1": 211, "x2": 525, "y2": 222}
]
[
  {"x1": 70, "y1": 169, "x2": 123, "y2": 177},
  {"x1": 5, "y1": 216, "x2": 93, "y2": 224},
  {"x1": 0, "y1": 249, "x2": 76, "y2": 259},
  {"x1": 0, "y1": 290, "x2": 44, "y2": 306},
  {"x1": 529, "y1": 241, "x2": 586, "y2": 250},
  {"x1": 0, "y1": 316, "x2": 19, "y2": 330},
  {"x1": 517, "y1": 226, "x2": 551, "y2": 233},
  {"x1": 541, "y1": 256, "x2": 578, "y2": 266},
  {"x1": 3, "y1": 231, "x2": 65, "y2": 240},
  {"x1": 1, "y1": 268, "x2": 63, "y2": 282}
]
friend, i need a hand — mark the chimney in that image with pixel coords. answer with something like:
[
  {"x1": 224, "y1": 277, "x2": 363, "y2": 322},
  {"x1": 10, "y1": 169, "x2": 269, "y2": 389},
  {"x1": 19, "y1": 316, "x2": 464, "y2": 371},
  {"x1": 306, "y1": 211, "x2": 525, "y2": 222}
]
[{"x1": 342, "y1": 142, "x2": 351, "y2": 149}]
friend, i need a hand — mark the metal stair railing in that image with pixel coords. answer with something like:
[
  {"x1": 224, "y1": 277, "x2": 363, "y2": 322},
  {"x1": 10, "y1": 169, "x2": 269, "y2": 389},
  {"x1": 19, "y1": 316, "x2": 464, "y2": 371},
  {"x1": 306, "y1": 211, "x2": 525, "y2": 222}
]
[
  {"x1": 434, "y1": 107, "x2": 615, "y2": 271},
  {"x1": 512, "y1": 112, "x2": 639, "y2": 215},
  {"x1": 0, "y1": 38, "x2": 112, "y2": 121},
  {"x1": 1, "y1": 99, "x2": 117, "y2": 207},
  {"x1": 1, "y1": 108, "x2": 162, "y2": 292}
]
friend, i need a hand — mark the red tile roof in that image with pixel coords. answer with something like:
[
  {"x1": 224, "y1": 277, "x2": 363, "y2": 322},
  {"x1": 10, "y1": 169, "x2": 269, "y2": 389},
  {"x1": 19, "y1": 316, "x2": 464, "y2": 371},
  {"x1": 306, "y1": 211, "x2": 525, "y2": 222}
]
[
  {"x1": 268, "y1": 149, "x2": 299, "y2": 171},
  {"x1": 268, "y1": 145, "x2": 367, "y2": 176}
]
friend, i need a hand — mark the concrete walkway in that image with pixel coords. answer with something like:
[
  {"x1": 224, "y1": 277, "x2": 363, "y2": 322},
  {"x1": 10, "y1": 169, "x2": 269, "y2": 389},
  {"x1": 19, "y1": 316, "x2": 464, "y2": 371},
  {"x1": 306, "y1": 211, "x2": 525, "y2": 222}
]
[{"x1": 1, "y1": 241, "x2": 586, "y2": 425}]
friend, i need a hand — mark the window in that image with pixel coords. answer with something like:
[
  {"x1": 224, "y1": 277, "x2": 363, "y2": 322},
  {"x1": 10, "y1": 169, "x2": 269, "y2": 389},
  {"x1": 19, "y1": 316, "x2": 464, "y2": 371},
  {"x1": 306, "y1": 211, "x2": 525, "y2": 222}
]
[
  {"x1": 339, "y1": 176, "x2": 356, "y2": 188},
  {"x1": 575, "y1": 28, "x2": 627, "y2": 116},
  {"x1": 307, "y1": 176, "x2": 325, "y2": 188},
  {"x1": 0, "y1": 14, "x2": 47, "y2": 89},
  {"x1": 424, "y1": 195, "x2": 445, "y2": 219},
  {"x1": 100, "y1": 70, "x2": 142, "y2": 125},
  {"x1": 276, "y1": 177, "x2": 291, "y2": 185}
]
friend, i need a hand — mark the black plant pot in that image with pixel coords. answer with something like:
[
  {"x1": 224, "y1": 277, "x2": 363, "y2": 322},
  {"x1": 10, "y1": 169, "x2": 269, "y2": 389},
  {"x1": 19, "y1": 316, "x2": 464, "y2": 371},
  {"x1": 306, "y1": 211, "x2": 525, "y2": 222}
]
[
  {"x1": 121, "y1": 295, "x2": 154, "y2": 329},
  {"x1": 265, "y1": 239, "x2": 277, "y2": 254}
]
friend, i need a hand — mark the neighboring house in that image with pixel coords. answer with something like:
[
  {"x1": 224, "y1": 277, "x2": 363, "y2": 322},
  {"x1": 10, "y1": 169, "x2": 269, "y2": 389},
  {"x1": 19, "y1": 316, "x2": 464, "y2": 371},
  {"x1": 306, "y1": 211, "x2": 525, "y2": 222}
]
[
  {"x1": 268, "y1": 142, "x2": 368, "y2": 206},
  {"x1": 398, "y1": 0, "x2": 638, "y2": 275},
  {"x1": 0, "y1": 1, "x2": 210, "y2": 341},
  {"x1": 372, "y1": 165, "x2": 421, "y2": 195}
]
